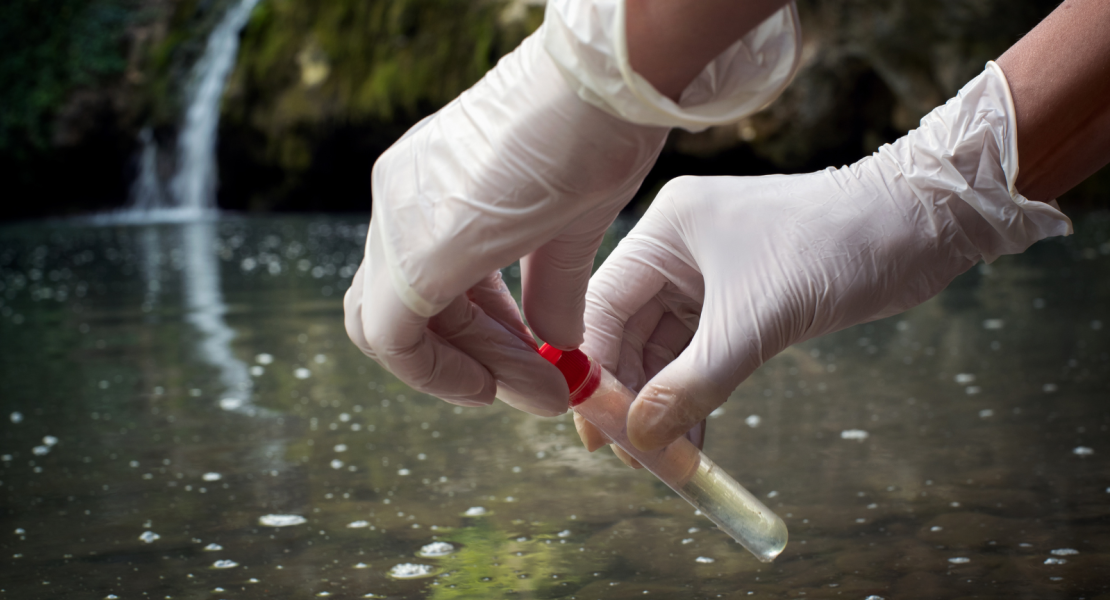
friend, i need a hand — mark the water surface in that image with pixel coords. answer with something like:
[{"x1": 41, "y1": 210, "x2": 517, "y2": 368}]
[{"x1": 1, "y1": 214, "x2": 1108, "y2": 599}]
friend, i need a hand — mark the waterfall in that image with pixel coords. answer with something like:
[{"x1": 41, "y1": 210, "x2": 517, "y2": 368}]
[{"x1": 125, "y1": 0, "x2": 261, "y2": 221}]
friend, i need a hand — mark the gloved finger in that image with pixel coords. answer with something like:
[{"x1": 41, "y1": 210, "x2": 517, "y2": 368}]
[
  {"x1": 573, "y1": 411, "x2": 610, "y2": 451},
  {"x1": 572, "y1": 406, "x2": 644, "y2": 469},
  {"x1": 466, "y1": 270, "x2": 537, "y2": 349},
  {"x1": 642, "y1": 310, "x2": 705, "y2": 451},
  {"x1": 360, "y1": 245, "x2": 497, "y2": 408},
  {"x1": 430, "y1": 294, "x2": 568, "y2": 417},
  {"x1": 627, "y1": 296, "x2": 764, "y2": 452},
  {"x1": 343, "y1": 262, "x2": 379, "y2": 362},
  {"x1": 581, "y1": 241, "x2": 676, "y2": 379},
  {"x1": 612, "y1": 298, "x2": 667, "y2": 393},
  {"x1": 520, "y1": 223, "x2": 609, "y2": 351},
  {"x1": 610, "y1": 444, "x2": 644, "y2": 469},
  {"x1": 684, "y1": 420, "x2": 707, "y2": 451},
  {"x1": 640, "y1": 310, "x2": 695, "y2": 383}
]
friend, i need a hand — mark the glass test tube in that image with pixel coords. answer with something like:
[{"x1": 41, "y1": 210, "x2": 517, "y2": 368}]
[{"x1": 541, "y1": 345, "x2": 788, "y2": 562}]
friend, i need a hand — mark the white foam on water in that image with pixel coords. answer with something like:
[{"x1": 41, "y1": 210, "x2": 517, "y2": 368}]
[
  {"x1": 10, "y1": 412, "x2": 23, "y2": 424},
  {"x1": 557, "y1": 530, "x2": 571, "y2": 538},
  {"x1": 930, "y1": 526, "x2": 943, "y2": 532},
  {"x1": 139, "y1": 531, "x2": 160, "y2": 543},
  {"x1": 840, "y1": 429, "x2": 869, "y2": 441},
  {"x1": 354, "y1": 562, "x2": 370, "y2": 569},
  {"x1": 330, "y1": 459, "x2": 344, "y2": 469},
  {"x1": 32, "y1": 446, "x2": 49, "y2": 456},
  {"x1": 694, "y1": 556, "x2": 715, "y2": 564},
  {"x1": 204, "y1": 543, "x2": 223, "y2": 551},
  {"x1": 1050, "y1": 548, "x2": 1078, "y2": 556},
  {"x1": 955, "y1": 373, "x2": 976, "y2": 384},
  {"x1": 42, "y1": 436, "x2": 58, "y2": 447},
  {"x1": 948, "y1": 557, "x2": 970, "y2": 564},
  {"x1": 212, "y1": 559, "x2": 239, "y2": 569},
  {"x1": 202, "y1": 472, "x2": 222, "y2": 481},
  {"x1": 397, "y1": 468, "x2": 411, "y2": 476},
  {"x1": 418, "y1": 542, "x2": 455, "y2": 557},
  {"x1": 388, "y1": 563, "x2": 435, "y2": 579},
  {"x1": 463, "y1": 507, "x2": 487, "y2": 517},
  {"x1": 334, "y1": 444, "x2": 348, "y2": 452},
  {"x1": 1044, "y1": 557, "x2": 1067, "y2": 565},
  {"x1": 979, "y1": 409, "x2": 994, "y2": 418},
  {"x1": 294, "y1": 368, "x2": 312, "y2": 380},
  {"x1": 259, "y1": 514, "x2": 307, "y2": 527},
  {"x1": 1073, "y1": 446, "x2": 1094, "y2": 456},
  {"x1": 982, "y1": 319, "x2": 1004, "y2": 330},
  {"x1": 681, "y1": 538, "x2": 694, "y2": 544},
  {"x1": 347, "y1": 521, "x2": 370, "y2": 529},
  {"x1": 1043, "y1": 383, "x2": 1058, "y2": 393},
  {"x1": 256, "y1": 353, "x2": 274, "y2": 365},
  {"x1": 745, "y1": 415, "x2": 761, "y2": 428}
]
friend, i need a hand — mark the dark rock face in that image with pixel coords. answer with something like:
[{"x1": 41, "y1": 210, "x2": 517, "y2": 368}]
[{"x1": 2, "y1": 0, "x2": 1106, "y2": 220}]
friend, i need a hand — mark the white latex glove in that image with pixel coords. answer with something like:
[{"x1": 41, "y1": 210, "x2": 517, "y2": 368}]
[
  {"x1": 580, "y1": 62, "x2": 1072, "y2": 451},
  {"x1": 345, "y1": 1, "x2": 800, "y2": 416}
]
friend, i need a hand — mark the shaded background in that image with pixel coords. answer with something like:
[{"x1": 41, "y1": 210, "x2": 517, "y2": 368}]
[{"x1": 2, "y1": 0, "x2": 1108, "y2": 221}]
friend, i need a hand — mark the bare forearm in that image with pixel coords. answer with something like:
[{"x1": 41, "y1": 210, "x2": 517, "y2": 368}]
[
  {"x1": 996, "y1": 0, "x2": 1110, "y2": 202},
  {"x1": 625, "y1": 0, "x2": 791, "y2": 101}
]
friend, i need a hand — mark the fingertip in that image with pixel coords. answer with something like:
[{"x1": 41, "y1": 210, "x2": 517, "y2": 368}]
[
  {"x1": 611, "y1": 445, "x2": 643, "y2": 469},
  {"x1": 574, "y1": 412, "x2": 610, "y2": 452}
]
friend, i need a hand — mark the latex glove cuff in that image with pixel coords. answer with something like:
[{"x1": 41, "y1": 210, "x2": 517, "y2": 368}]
[
  {"x1": 543, "y1": 0, "x2": 802, "y2": 132},
  {"x1": 889, "y1": 61, "x2": 1072, "y2": 262}
]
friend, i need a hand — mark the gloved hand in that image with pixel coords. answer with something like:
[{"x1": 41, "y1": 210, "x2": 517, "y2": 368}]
[
  {"x1": 579, "y1": 62, "x2": 1072, "y2": 452},
  {"x1": 344, "y1": 0, "x2": 801, "y2": 416}
]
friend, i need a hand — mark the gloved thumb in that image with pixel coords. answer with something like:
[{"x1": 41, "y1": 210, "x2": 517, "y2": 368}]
[{"x1": 626, "y1": 305, "x2": 764, "y2": 451}]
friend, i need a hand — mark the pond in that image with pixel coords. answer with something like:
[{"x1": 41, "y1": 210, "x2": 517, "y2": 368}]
[{"x1": 1, "y1": 213, "x2": 1108, "y2": 599}]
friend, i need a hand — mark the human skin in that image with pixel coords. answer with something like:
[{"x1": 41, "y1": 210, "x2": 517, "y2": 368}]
[{"x1": 995, "y1": 0, "x2": 1110, "y2": 202}]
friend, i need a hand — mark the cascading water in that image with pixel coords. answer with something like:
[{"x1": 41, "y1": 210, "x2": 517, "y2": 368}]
[{"x1": 126, "y1": 0, "x2": 261, "y2": 220}]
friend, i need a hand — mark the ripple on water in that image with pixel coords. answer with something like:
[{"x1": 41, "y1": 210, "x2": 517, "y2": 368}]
[
  {"x1": 259, "y1": 514, "x2": 307, "y2": 527},
  {"x1": 388, "y1": 563, "x2": 435, "y2": 579},
  {"x1": 418, "y1": 542, "x2": 454, "y2": 557}
]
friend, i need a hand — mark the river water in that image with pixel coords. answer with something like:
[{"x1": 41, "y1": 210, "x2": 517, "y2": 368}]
[{"x1": 1, "y1": 214, "x2": 1108, "y2": 599}]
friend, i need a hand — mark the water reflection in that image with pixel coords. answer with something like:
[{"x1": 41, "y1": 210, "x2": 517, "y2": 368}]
[
  {"x1": 179, "y1": 221, "x2": 254, "y2": 411},
  {"x1": 0, "y1": 214, "x2": 1106, "y2": 599}
]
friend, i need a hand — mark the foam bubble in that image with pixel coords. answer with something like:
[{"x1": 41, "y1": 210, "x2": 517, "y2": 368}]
[
  {"x1": 388, "y1": 563, "x2": 435, "y2": 579},
  {"x1": 418, "y1": 542, "x2": 454, "y2": 557},
  {"x1": 259, "y1": 514, "x2": 306, "y2": 527},
  {"x1": 139, "y1": 531, "x2": 160, "y2": 543}
]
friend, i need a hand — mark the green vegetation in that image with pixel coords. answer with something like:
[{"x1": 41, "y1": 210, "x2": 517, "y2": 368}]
[{"x1": 0, "y1": 0, "x2": 133, "y2": 154}]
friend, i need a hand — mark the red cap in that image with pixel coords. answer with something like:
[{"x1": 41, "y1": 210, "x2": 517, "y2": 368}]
[{"x1": 539, "y1": 344, "x2": 600, "y2": 406}]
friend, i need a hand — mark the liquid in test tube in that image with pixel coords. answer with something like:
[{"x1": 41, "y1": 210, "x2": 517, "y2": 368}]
[{"x1": 539, "y1": 344, "x2": 788, "y2": 562}]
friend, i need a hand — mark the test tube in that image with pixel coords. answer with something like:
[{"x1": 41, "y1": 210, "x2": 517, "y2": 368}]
[{"x1": 540, "y1": 344, "x2": 788, "y2": 562}]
